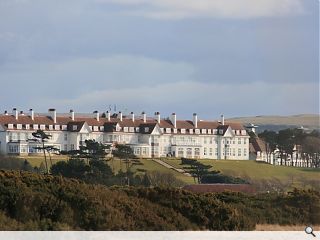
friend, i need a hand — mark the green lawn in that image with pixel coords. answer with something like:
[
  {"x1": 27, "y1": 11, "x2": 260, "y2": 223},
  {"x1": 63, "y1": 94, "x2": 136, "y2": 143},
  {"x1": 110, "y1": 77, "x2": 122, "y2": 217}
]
[
  {"x1": 18, "y1": 155, "x2": 68, "y2": 167},
  {"x1": 162, "y1": 159, "x2": 320, "y2": 183},
  {"x1": 108, "y1": 158, "x2": 194, "y2": 184}
]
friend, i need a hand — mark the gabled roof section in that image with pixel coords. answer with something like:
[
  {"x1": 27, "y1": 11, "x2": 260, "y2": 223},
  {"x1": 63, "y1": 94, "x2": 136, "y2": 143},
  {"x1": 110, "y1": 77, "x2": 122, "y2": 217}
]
[{"x1": 67, "y1": 121, "x2": 86, "y2": 132}]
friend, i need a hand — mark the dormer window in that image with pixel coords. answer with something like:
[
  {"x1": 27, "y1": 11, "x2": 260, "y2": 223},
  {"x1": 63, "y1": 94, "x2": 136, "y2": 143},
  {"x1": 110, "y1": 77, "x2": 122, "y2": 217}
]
[
  {"x1": 135, "y1": 127, "x2": 139, "y2": 132},
  {"x1": 195, "y1": 129, "x2": 200, "y2": 134},
  {"x1": 62, "y1": 125, "x2": 67, "y2": 130},
  {"x1": 49, "y1": 125, "x2": 53, "y2": 130},
  {"x1": 241, "y1": 130, "x2": 246, "y2": 135},
  {"x1": 55, "y1": 125, "x2": 60, "y2": 130},
  {"x1": 129, "y1": 127, "x2": 134, "y2": 132},
  {"x1": 93, "y1": 126, "x2": 98, "y2": 131},
  {"x1": 40, "y1": 124, "x2": 45, "y2": 130},
  {"x1": 89, "y1": 126, "x2": 92, "y2": 131},
  {"x1": 145, "y1": 127, "x2": 149, "y2": 132},
  {"x1": 33, "y1": 124, "x2": 38, "y2": 130},
  {"x1": 181, "y1": 129, "x2": 186, "y2": 134},
  {"x1": 17, "y1": 124, "x2": 22, "y2": 130},
  {"x1": 8, "y1": 124, "x2": 13, "y2": 129},
  {"x1": 166, "y1": 128, "x2": 171, "y2": 133},
  {"x1": 26, "y1": 124, "x2": 30, "y2": 130},
  {"x1": 213, "y1": 129, "x2": 217, "y2": 134},
  {"x1": 100, "y1": 126, "x2": 104, "y2": 131},
  {"x1": 124, "y1": 127, "x2": 128, "y2": 132},
  {"x1": 208, "y1": 129, "x2": 212, "y2": 134},
  {"x1": 201, "y1": 129, "x2": 206, "y2": 134},
  {"x1": 219, "y1": 129, "x2": 223, "y2": 134},
  {"x1": 173, "y1": 129, "x2": 177, "y2": 133},
  {"x1": 189, "y1": 129, "x2": 193, "y2": 134},
  {"x1": 73, "y1": 125, "x2": 77, "y2": 131}
]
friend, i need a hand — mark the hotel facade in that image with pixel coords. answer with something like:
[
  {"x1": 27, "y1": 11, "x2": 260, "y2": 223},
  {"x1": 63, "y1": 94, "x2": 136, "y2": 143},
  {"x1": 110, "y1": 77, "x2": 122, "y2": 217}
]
[{"x1": 0, "y1": 108, "x2": 250, "y2": 160}]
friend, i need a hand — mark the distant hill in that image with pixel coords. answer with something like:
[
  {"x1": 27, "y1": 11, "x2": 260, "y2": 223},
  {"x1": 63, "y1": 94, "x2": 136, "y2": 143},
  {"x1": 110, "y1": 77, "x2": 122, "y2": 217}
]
[{"x1": 228, "y1": 114, "x2": 319, "y2": 132}]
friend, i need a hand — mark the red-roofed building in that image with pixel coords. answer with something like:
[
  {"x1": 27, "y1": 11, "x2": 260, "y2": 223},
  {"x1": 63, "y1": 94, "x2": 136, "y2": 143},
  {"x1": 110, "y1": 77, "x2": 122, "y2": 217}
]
[{"x1": 0, "y1": 109, "x2": 250, "y2": 159}]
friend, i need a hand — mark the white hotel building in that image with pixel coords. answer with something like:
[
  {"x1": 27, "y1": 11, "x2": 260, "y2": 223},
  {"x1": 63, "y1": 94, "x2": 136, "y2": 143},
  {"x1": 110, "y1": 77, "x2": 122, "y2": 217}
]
[{"x1": 0, "y1": 108, "x2": 250, "y2": 160}]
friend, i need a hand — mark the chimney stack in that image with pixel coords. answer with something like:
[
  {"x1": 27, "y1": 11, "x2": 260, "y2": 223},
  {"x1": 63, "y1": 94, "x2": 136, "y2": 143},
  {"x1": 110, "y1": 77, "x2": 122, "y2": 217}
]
[
  {"x1": 29, "y1": 109, "x2": 34, "y2": 120},
  {"x1": 70, "y1": 109, "x2": 75, "y2": 121},
  {"x1": 20, "y1": 111, "x2": 24, "y2": 116},
  {"x1": 171, "y1": 113, "x2": 177, "y2": 128},
  {"x1": 221, "y1": 114, "x2": 225, "y2": 125},
  {"x1": 142, "y1": 112, "x2": 146, "y2": 123},
  {"x1": 48, "y1": 108, "x2": 57, "y2": 123},
  {"x1": 131, "y1": 112, "x2": 135, "y2": 122},
  {"x1": 119, "y1": 111, "x2": 123, "y2": 121},
  {"x1": 155, "y1": 112, "x2": 160, "y2": 123},
  {"x1": 193, "y1": 113, "x2": 198, "y2": 128},
  {"x1": 13, "y1": 108, "x2": 18, "y2": 120},
  {"x1": 94, "y1": 110, "x2": 99, "y2": 122},
  {"x1": 106, "y1": 111, "x2": 111, "y2": 121},
  {"x1": 4, "y1": 110, "x2": 8, "y2": 116}
]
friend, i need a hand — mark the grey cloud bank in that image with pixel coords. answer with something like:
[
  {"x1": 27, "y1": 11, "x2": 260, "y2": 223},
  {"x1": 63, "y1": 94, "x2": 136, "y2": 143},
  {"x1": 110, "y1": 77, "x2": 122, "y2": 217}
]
[{"x1": 0, "y1": 0, "x2": 318, "y2": 118}]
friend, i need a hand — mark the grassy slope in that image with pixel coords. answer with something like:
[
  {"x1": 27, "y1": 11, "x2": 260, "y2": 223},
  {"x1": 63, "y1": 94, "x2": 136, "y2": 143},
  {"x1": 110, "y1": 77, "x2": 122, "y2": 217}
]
[
  {"x1": 162, "y1": 159, "x2": 320, "y2": 183},
  {"x1": 21, "y1": 156, "x2": 319, "y2": 186}
]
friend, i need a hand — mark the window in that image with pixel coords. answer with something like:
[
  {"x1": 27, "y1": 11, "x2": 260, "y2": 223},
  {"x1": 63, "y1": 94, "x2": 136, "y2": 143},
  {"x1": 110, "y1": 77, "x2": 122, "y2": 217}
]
[
  {"x1": 71, "y1": 144, "x2": 74, "y2": 150},
  {"x1": 93, "y1": 126, "x2": 98, "y2": 131},
  {"x1": 8, "y1": 145, "x2": 19, "y2": 153},
  {"x1": 243, "y1": 138, "x2": 247, "y2": 144},
  {"x1": 178, "y1": 148, "x2": 184, "y2": 157},
  {"x1": 201, "y1": 129, "x2": 206, "y2": 134},
  {"x1": 166, "y1": 128, "x2": 171, "y2": 133},
  {"x1": 219, "y1": 129, "x2": 223, "y2": 134},
  {"x1": 232, "y1": 148, "x2": 235, "y2": 156},
  {"x1": 186, "y1": 148, "x2": 192, "y2": 157},
  {"x1": 189, "y1": 129, "x2": 193, "y2": 134},
  {"x1": 40, "y1": 124, "x2": 45, "y2": 130},
  {"x1": 134, "y1": 148, "x2": 141, "y2": 155},
  {"x1": 25, "y1": 124, "x2": 30, "y2": 130},
  {"x1": 8, "y1": 124, "x2": 13, "y2": 129},
  {"x1": 181, "y1": 129, "x2": 186, "y2": 134},
  {"x1": 238, "y1": 148, "x2": 241, "y2": 156},
  {"x1": 62, "y1": 125, "x2": 67, "y2": 130},
  {"x1": 49, "y1": 125, "x2": 53, "y2": 130},
  {"x1": 135, "y1": 127, "x2": 139, "y2": 132},
  {"x1": 208, "y1": 129, "x2": 212, "y2": 134},
  {"x1": 244, "y1": 148, "x2": 247, "y2": 156},
  {"x1": 64, "y1": 133, "x2": 68, "y2": 141},
  {"x1": 145, "y1": 127, "x2": 149, "y2": 132},
  {"x1": 17, "y1": 124, "x2": 22, "y2": 129},
  {"x1": 73, "y1": 125, "x2": 77, "y2": 131},
  {"x1": 64, "y1": 144, "x2": 68, "y2": 151},
  {"x1": 195, "y1": 129, "x2": 200, "y2": 134},
  {"x1": 100, "y1": 126, "x2": 104, "y2": 131},
  {"x1": 204, "y1": 147, "x2": 207, "y2": 156},
  {"x1": 33, "y1": 124, "x2": 38, "y2": 130},
  {"x1": 238, "y1": 138, "x2": 241, "y2": 144},
  {"x1": 215, "y1": 148, "x2": 218, "y2": 156},
  {"x1": 55, "y1": 125, "x2": 60, "y2": 130},
  {"x1": 204, "y1": 138, "x2": 207, "y2": 144},
  {"x1": 194, "y1": 148, "x2": 200, "y2": 157}
]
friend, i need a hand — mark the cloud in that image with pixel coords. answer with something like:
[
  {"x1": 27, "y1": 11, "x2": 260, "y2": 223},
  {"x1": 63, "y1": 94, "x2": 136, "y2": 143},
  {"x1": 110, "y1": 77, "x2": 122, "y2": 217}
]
[
  {"x1": 96, "y1": 0, "x2": 305, "y2": 19},
  {"x1": 34, "y1": 81, "x2": 319, "y2": 118}
]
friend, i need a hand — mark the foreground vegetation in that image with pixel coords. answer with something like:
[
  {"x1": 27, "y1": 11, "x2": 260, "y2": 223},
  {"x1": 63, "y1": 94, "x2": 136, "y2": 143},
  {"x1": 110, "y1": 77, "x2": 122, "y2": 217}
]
[{"x1": 0, "y1": 170, "x2": 319, "y2": 230}]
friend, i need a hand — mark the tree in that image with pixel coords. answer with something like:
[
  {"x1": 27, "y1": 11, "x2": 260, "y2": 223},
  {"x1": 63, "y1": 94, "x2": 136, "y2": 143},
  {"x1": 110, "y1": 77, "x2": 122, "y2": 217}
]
[
  {"x1": 258, "y1": 130, "x2": 277, "y2": 164},
  {"x1": 29, "y1": 130, "x2": 52, "y2": 174},
  {"x1": 181, "y1": 158, "x2": 219, "y2": 184},
  {"x1": 112, "y1": 144, "x2": 136, "y2": 186}
]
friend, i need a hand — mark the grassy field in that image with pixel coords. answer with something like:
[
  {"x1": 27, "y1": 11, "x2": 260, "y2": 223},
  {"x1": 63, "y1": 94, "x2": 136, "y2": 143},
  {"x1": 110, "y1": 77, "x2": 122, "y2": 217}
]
[
  {"x1": 17, "y1": 155, "x2": 68, "y2": 168},
  {"x1": 162, "y1": 159, "x2": 320, "y2": 184},
  {"x1": 21, "y1": 155, "x2": 319, "y2": 186},
  {"x1": 108, "y1": 158, "x2": 194, "y2": 184}
]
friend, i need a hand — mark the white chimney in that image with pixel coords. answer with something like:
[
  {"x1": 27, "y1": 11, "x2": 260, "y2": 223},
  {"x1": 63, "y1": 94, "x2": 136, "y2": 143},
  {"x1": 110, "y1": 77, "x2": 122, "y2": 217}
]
[
  {"x1": 29, "y1": 109, "x2": 34, "y2": 120},
  {"x1": 171, "y1": 113, "x2": 177, "y2": 128},
  {"x1": 221, "y1": 114, "x2": 225, "y2": 125},
  {"x1": 70, "y1": 109, "x2": 75, "y2": 121},
  {"x1": 4, "y1": 110, "x2": 8, "y2": 116},
  {"x1": 131, "y1": 112, "x2": 135, "y2": 122},
  {"x1": 142, "y1": 112, "x2": 146, "y2": 123},
  {"x1": 193, "y1": 113, "x2": 198, "y2": 128},
  {"x1": 155, "y1": 112, "x2": 160, "y2": 123},
  {"x1": 119, "y1": 111, "x2": 123, "y2": 121},
  {"x1": 20, "y1": 111, "x2": 25, "y2": 116},
  {"x1": 13, "y1": 108, "x2": 18, "y2": 120},
  {"x1": 94, "y1": 110, "x2": 99, "y2": 121},
  {"x1": 106, "y1": 111, "x2": 111, "y2": 121},
  {"x1": 48, "y1": 108, "x2": 57, "y2": 123}
]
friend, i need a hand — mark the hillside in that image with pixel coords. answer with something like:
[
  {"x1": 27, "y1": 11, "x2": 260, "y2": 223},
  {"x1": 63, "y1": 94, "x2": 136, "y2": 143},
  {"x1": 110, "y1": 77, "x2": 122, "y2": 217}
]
[
  {"x1": 228, "y1": 114, "x2": 319, "y2": 132},
  {"x1": 0, "y1": 170, "x2": 319, "y2": 230}
]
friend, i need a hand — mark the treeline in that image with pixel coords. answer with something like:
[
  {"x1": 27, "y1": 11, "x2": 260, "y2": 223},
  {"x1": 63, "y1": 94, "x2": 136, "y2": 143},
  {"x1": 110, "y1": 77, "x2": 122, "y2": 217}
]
[
  {"x1": 258, "y1": 128, "x2": 320, "y2": 167},
  {"x1": 0, "y1": 170, "x2": 319, "y2": 230}
]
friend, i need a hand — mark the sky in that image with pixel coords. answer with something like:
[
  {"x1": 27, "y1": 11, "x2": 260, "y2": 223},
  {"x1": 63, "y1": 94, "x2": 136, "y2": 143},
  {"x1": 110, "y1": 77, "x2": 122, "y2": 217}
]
[{"x1": 0, "y1": 0, "x2": 318, "y2": 120}]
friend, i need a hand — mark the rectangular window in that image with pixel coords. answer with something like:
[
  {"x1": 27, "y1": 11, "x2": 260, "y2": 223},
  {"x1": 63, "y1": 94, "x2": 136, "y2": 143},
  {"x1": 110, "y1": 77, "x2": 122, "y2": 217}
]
[
  {"x1": 64, "y1": 144, "x2": 68, "y2": 151},
  {"x1": 244, "y1": 138, "x2": 247, "y2": 144},
  {"x1": 71, "y1": 144, "x2": 74, "y2": 150},
  {"x1": 238, "y1": 148, "x2": 241, "y2": 156},
  {"x1": 194, "y1": 148, "x2": 200, "y2": 157},
  {"x1": 64, "y1": 133, "x2": 68, "y2": 141},
  {"x1": 244, "y1": 148, "x2": 247, "y2": 156},
  {"x1": 209, "y1": 148, "x2": 213, "y2": 156},
  {"x1": 204, "y1": 147, "x2": 207, "y2": 156}
]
